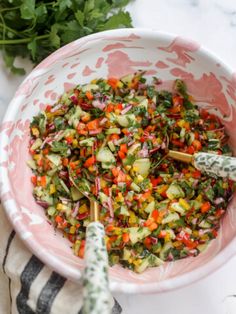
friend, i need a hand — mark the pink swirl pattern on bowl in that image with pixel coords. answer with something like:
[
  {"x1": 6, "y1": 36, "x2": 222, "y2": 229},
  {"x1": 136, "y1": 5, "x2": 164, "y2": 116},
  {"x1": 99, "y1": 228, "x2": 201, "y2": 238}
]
[{"x1": 1, "y1": 29, "x2": 236, "y2": 294}]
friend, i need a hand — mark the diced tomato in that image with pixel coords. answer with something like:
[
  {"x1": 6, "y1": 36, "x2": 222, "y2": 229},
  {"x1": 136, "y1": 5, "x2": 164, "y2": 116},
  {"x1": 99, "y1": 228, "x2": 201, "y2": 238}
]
[
  {"x1": 120, "y1": 143, "x2": 128, "y2": 153},
  {"x1": 31, "y1": 175, "x2": 37, "y2": 186},
  {"x1": 192, "y1": 139, "x2": 202, "y2": 151},
  {"x1": 215, "y1": 209, "x2": 225, "y2": 217},
  {"x1": 118, "y1": 151, "x2": 126, "y2": 159},
  {"x1": 107, "y1": 78, "x2": 119, "y2": 89},
  {"x1": 182, "y1": 168, "x2": 189, "y2": 174},
  {"x1": 55, "y1": 215, "x2": 63, "y2": 223},
  {"x1": 144, "y1": 237, "x2": 152, "y2": 250},
  {"x1": 106, "y1": 225, "x2": 115, "y2": 233},
  {"x1": 212, "y1": 229, "x2": 218, "y2": 238},
  {"x1": 42, "y1": 147, "x2": 50, "y2": 155},
  {"x1": 105, "y1": 103, "x2": 114, "y2": 113},
  {"x1": 109, "y1": 134, "x2": 120, "y2": 141},
  {"x1": 65, "y1": 136, "x2": 73, "y2": 144},
  {"x1": 151, "y1": 176, "x2": 163, "y2": 187},
  {"x1": 172, "y1": 95, "x2": 183, "y2": 106},
  {"x1": 41, "y1": 176, "x2": 47, "y2": 187},
  {"x1": 192, "y1": 170, "x2": 201, "y2": 179},
  {"x1": 62, "y1": 158, "x2": 69, "y2": 167},
  {"x1": 45, "y1": 105, "x2": 52, "y2": 112},
  {"x1": 111, "y1": 167, "x2": 119, "y2": 177},
  {"x1": 194, "y1": 131, "x2": 199, "y2": 140},
  {"x1": 201, "y1": 201, "x2": 211, "y2": 213},
  {"x1": 84, "y1": 156, "x2": 96, "y2": 168},
  {"x1": 115, "y1": 103, "x2": 123, "y2": 111},
  {"x1": 148, "y1": 222, "x2": 158, "y2": 231},
  {"x1": 186, "y1": 145, "x2": 195, "y2": 154},
  {"x1": 77, "y1": 122, "x2": 88, "y2": 135},
  {"x1": 158, "y1": 230, "x2": 166, "y2": 238},
  {"x1": 144, "y1": 218, "x2": 153, "y2": 227},
  {"x1": 200, "y1": 109, "x2": 209, "y2": 119},
  {"x1": 140, "y1": 136, "x2": 146, "y2": 143},
  {"x1": 140, "y1": 190, "x2": 152, "y2": 202},
  {"x1": 87, "y1": 119, "x2": 100, "y2": 131},
  {"x1": 151, "y1": 209, "x2": 159, "y2": 221},
  {"x1": 117, "y1": 171, "x2": 127, "y2": 182},
  {"x1": 122, "y1": 233, "x2": 130, "y2": 243},
  {"x1": 103, "y1": 186, "x2": 110, "y2": 196},
  {"x1": 172, "y1": 139, "x2": 185, "y2": 148},
  {"x1": 78, "y1": 240, "x2": 85, "y2": 258},
  {"x1": 85, "y1": 91, "x2": 94, "y2": 100}
]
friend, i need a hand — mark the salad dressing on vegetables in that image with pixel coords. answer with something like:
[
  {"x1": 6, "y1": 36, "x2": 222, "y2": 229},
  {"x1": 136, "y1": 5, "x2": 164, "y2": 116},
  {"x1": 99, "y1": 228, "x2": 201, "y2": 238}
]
[{"x1": 29, "y1": 72, "x2": 235, "y2": 273}]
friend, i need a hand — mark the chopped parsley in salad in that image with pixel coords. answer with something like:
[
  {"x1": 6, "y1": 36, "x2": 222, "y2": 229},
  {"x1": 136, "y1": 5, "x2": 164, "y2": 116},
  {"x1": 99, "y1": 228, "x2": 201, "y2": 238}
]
[{"x1": 29, "y1": 72, "x2": 235, "y2": 273}]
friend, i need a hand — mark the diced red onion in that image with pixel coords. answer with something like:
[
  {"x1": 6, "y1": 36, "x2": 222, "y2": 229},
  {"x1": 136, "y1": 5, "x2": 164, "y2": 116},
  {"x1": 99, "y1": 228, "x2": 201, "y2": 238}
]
[
  {"x1": 191, "y1": 218, "x2": 198, "y2": 225},
  {"x1": 121, "y1": 104, "x2": 132, "y2": 115},
  {"x1": 161, "y1": 142, "x2": 166, "y2": 149},
  {"x1": 89, "y1": 128, "x2": 102, "y2": 135},
  {"x1": 59, "y1": 196, "x2": 70, "y2": 204},
  {"x1": 70, "y1": 95, "x2": 78, "y2": 104},
  {"x1": 95, "y1": 177, "x2": 101, "y2": 195},
  {"x1": 103, "y1": 174, "x2": 113, "y2": 182},
  {"x1": 127, "y1": 139, "x2": 135, "y2": 147},
  {"x1": 71, "y1": 201, "x2": 80, "y2": 218},
  {"x1": 149, "y1": 146, "x2": 160, "y2": 153},
  {"x1": 192, "y1": 179, "x2": 199, "y2": 188},
  {"x1": 107, "y1": 197, "x2": 114, "y2": 218},
  {"x1": 36, "y1": 200, "x2": 49, "y2": 209},
  {"x1": 214, "y1": 197, "x2": 224, "y2": 205},
  {"x1": 92, "y1": 100, "x2": 106, "y2": 110},
  {"x1": 150, "y1": 237, "x2": 158, "y2": 244},
  {"x1": 138, "y1": 142, "x2": 149, "y2": 158},
  {"x1": 100, "y1": 118, "x2": 108, "y2": 125},
  {"x1": 51, "y1": 103, "x2": 63, "y2": 113}
]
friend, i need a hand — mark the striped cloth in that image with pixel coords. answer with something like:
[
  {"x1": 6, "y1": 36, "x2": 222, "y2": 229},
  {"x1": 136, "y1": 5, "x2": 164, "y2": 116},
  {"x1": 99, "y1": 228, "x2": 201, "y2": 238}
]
[{"x1": 0, "y1": 206, "x2": 122, "y2": 314}]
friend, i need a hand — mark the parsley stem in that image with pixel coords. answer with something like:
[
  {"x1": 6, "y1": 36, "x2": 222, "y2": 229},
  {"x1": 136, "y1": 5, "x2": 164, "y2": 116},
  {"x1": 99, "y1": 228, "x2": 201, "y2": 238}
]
[
  {"x1": 0, "y1": 34, "x2": 50, "y2": 45},
  {"x1": 0, "y1": 23, "x2": 23, "y2": 37},
  {"x1": 0, "y1": 5, "x2": 21, "y2": 13}
]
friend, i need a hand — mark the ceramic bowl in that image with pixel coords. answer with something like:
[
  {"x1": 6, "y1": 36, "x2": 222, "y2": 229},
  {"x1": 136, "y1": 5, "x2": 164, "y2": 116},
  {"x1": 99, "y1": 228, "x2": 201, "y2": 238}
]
[{"x1": 1, "y1": 28, "x2": 236, "y2": 294}]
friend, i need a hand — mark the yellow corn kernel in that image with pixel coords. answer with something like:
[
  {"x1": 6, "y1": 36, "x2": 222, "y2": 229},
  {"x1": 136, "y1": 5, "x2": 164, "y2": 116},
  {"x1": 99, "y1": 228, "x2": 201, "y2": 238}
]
[
  {"x1": 196, "y1": 194, "x2": 203, "y2": 202},
  {"x1": 49, "y1": 184, "x2": 56, "y2": 195},
  {"x1": 113, "y1": 228, "x2": 121, "y2": 235},
  {"x1": 185, "y1": 173, "x2": 191, "y2": 178},
  {"x1": 132, "y1": 166, "x2": 138, "y2": 172},
  {"x1": 100, "y1": 178, "x2": 107, "y2": 189},
  {"x1": 179, "y1": 198, "x2": 190, "y2": 210},
  {"x1": 137, "y1": 175, "x2": 144, "y2": 183},
  {"x1": 133, "y1": 259, "x2": 142, "y2": 266},
  {"x1": 177, "y1": 119, "x2": 186, "y2": 128},
  {"x1": 91, "y1": 79, "x2": 97, "y2": 84},
  {"x1": 173, "y1": 241, "x2": 182, "y2": 248},
  {"x1": 69, "y1": 226, "x2": 76, "y2": 234},
  {"x1": 164, "y1": 233, "x2": 170, "y2": 242},
  {"x1": 56, "y1": 203, "x2": 64, "y2": 210},
  {"x1": 31, "y1": 127, "x2": 39, "y2": 137},
  {"x1": 125, "y1": 165, "x2": 131, "y2": 171},
  {"x1": 128, "y1": 211, "x2": 137, "y2": 224},
  {"x1": 117, "y1": 81, "x2": 123, "y2": 88},
  {"x1": 79, "y1": 204, "x2": 88, "y2": 214},
  {"x1": 115, "y1": 109, "x2": 121, "y2": 115},
  {"x1": 222, "y1": 182, "x2": 228, "y2": 189},
  {"x1": 72, "y1": 139, "x2": 78, "y2": 148},
  {"x1": 33, "y1": 154, "x2": 41, "y2": 161},
  {"x1": 192, "y1": 230, "x2": 199, "y2": 237},
  {"x1": 128, "y1": 257, "x2": 133, "y2": 264}
]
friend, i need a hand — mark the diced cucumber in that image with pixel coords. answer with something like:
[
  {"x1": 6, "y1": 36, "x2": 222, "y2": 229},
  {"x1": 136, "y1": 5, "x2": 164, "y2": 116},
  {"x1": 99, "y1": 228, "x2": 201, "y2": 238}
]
[
  {"x1": 171, "y1": 202, "x2": 186, "y2": 215},
  {"x1": 186, "y1": 132, "x2": 195, "y2": 145},
  {"x1": 27, "y1": 159, "x2": 37, "y2": 170},
  {"x1": 81, "y1": 84, "x2": 99, "y2": 92},
  {"x1": 199, "y1": 220, "x2": 212, "y2": 229},
  {"x1": 98, "y1": 192, "x2": 109, "y2": 204},
  {"x1": 101, "y1": 162, "x2": 113, "y2": 169},
  {"x1": 159, "y1": 242, "x2": 173, "y2": 260},
  {"x1": 138, "y1": 98, "x2": 148, "y2": 109},
  {"x1": 133, "y1": 158, "x2": 151, "y2": 178},
  {"x1": 197, "y1": 243, "x2": 208, "y2": 252},
  {"x1": 96, "y1": 147, "x2": 115, "y2": 163},
  {"x1": 127, "y1": 143, "x2": 141, "y2": 155},
  {"x1": 135, "y1": 254, "x2": 164, "y2": 273},
  {"x1": 59, "y1": 179, "x2": 70, "y2": 194},
  {"x1": 120, "y1": 73, "x2": 134, "y2": 84},
  {"x1": 47, "y1": 206, "x2": 56, "y2": 216},
  {"x1": 71, "y1": 187, "x2": 84, "y2": 201},
  {"x1": 68, "y1": 106, "x2": 83, "y2": 128},
  {"x1": 107, "y1": 141, "x2": 116, "y2": 152},
  {"x1": 161, "y1": 212, "x2": 180, "y2": 224},
  {"x1": 31, "y1": 138, "x2": 42, "y2": 150},
  {"x1": 79, "y1": 137, "x2": 95, "y2": 147},
  {"x1": 128, "y1": 227, "x2": 151, "y2": 244},
  {"x1": 166, "y1": 183, "x2": 185, "y2": 200},
  {"x1": 123, "y1": 247, "x2": 132, "y2": 260},
  {"x1": 105, "y1": 128, "x2": 121, "y2": 135},
  {"x1": 117, "y1": 114, "x2": 136, "y2": 127},
  {"x1": 190, "y1": 199, "x2": 202, "y2": 210},
  {"x1": 144, "y1": 201, "x2": 155, "y2": 213},
  {"x1": 47, "y1": 154, "x2": 61, "y2": 166},
  {"x1": 120, "y1": 205, "x2": 130, "y2": 216},
  {"x1": 130, "y1": 182, "x2": 141, "y2": 192}
]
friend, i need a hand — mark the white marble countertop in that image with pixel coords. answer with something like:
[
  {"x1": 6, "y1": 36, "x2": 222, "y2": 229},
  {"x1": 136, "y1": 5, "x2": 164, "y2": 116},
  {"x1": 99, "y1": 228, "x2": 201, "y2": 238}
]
[{"x1": 1, "y1": 0, "x2": 236, "y2": 313}]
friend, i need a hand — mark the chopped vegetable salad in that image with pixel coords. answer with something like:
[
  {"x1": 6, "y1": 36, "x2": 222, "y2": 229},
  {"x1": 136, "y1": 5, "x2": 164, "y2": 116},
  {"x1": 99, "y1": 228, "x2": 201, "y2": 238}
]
[{"x1": 29, "y1": 72, "x2": 235, "y2": 273}]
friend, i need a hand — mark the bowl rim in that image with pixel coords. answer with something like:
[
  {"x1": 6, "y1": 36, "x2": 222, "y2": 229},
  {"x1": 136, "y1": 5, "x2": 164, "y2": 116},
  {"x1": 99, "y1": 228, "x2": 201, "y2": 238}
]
[{"x1": 1, "y1": 27, "x2": 236, "y2": 294}]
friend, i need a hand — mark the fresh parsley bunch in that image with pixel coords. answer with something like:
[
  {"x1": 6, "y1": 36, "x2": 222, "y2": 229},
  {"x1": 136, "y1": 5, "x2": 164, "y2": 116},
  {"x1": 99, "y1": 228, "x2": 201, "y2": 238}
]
[{"x1": 0, "y1": 0, "x2": 133, "y2": 74}]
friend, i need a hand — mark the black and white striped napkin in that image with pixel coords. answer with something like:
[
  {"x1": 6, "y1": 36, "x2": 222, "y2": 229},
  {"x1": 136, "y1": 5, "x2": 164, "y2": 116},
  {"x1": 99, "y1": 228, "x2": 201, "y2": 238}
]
[{"x1": 0, "y1": 206, "x2": 122, "y2": 314}]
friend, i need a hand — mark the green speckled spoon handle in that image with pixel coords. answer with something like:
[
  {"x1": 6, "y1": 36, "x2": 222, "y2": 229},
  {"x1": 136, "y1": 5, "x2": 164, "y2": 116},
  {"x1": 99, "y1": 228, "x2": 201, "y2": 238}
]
[
  {"x1": 82, "y1": 204, "x2": 111, "y2": 314},
  {"x1": 168, "y1": 150, "x2": 236, "y2": 181}
]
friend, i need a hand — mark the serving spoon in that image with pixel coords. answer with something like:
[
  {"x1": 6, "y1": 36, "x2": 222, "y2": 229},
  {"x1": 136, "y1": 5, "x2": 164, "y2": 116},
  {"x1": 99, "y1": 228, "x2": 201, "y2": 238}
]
[
  {"x1": 69, "y1": 171, "x2": 111, "y2": 314},
  {"x1": 168, "y1": 150, "x2": 236, "y2": 181}
]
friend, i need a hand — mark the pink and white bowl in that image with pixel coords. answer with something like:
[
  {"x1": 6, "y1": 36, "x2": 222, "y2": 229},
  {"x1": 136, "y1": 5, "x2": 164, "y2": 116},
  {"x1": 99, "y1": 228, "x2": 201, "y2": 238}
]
[{"x1": 1, "y1": 28, "x2": 236, "y2": 294}]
